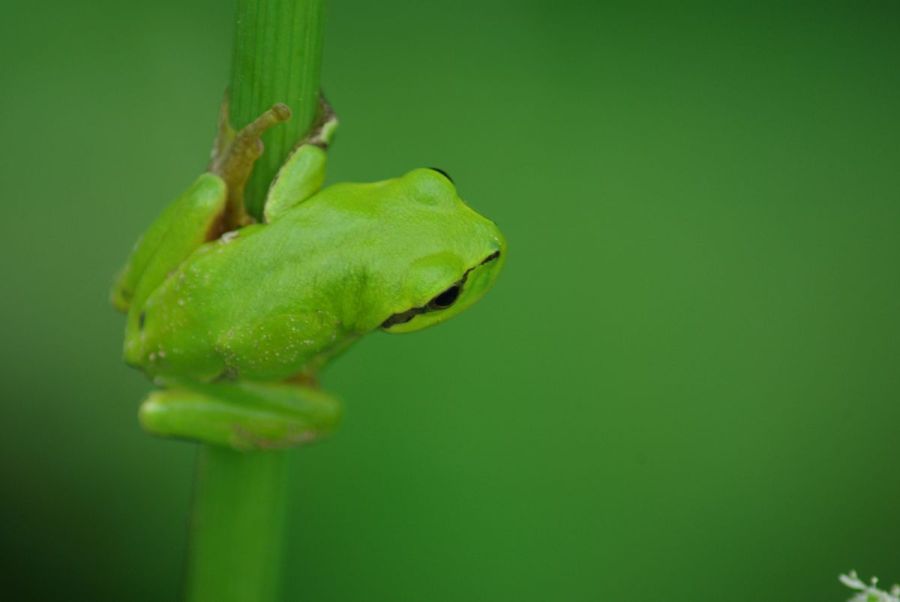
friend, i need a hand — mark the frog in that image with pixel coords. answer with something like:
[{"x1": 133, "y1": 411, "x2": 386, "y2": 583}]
[{"x1": 111, "y1": 99, "x2": 506, "y2": 451}]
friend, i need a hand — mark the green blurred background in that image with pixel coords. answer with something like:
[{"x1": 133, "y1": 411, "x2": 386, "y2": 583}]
[{"x1": 2, "y1": 0, "x2": 899, "y2": 600}]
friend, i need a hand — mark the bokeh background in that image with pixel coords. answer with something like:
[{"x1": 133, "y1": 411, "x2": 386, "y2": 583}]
[{"x1": 2, "y1": 1, "x2": 899, "y2": 600}]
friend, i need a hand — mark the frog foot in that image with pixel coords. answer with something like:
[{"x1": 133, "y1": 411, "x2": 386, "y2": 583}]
[
  {"x1": 139, "y1": 380, "x2": 341, "y2": 451},
  {"x1": 209, "y1": 100, "x2": 293, "y2": 228}
]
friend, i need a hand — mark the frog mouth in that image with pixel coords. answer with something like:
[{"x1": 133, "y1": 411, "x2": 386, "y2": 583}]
[{"x1": 381, "y1": 250, "x2": 501, "y2": 329}]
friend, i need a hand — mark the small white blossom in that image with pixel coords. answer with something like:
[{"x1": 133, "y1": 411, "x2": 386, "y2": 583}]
[{"x1": 840, "y1": 571, "x2": 900, "y2": 602}]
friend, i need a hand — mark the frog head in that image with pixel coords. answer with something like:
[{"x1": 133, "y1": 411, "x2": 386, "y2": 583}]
[{"x1": 376, "y1": 168, "x2": 506, "y2": 334}]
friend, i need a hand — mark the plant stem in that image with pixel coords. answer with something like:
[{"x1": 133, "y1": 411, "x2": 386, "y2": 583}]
[
  {"x1": 229, "y1": 0, "x2": 326, "y2": 220},
  {"x1": 184, "y1": 1, "x2": 326, "y2": 600},
  {"x1": 185, "y1": 447, "x2": 289, "y2": 602}
]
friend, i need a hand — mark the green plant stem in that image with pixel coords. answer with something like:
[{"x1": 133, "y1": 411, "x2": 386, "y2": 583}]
[
  {"x1": 184, "y1": 1, "x2": 326, "y2": 601},
  {"x1": 185, "y1": 447, "x2": 289, "y2": 602},
  {"x1": 229, "y1": 0, "x2": 325, "y2": 220}
]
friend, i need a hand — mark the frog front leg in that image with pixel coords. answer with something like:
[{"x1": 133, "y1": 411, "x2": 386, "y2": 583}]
[
  {"x1": 139, "y1": 380, "x2": 342, "y2": 451},
  {"x1": 263, "y1": 95, "x2": 338, "y2": 222},
  {"x1": 111, "y1": 173, "x2": 226, "y2": 314}
]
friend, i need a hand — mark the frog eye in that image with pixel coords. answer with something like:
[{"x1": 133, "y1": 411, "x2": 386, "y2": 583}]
[
  {"x1": 428, "y1": 167, "x2": 454, "y2": 184},
  {"x1": 427, "y1": 284, "x2": 461, "y2": 310}
]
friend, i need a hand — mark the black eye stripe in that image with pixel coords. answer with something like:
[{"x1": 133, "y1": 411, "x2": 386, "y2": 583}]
[
  {"x1": 480, "y1": 250, "x2": 501, "y2": 265},
  {"x1": 381, "y1": 250, "x2": 501, "y2": 329},
  {"x1": 381, "y1": 307, "x2": 423, "y2": 328}
]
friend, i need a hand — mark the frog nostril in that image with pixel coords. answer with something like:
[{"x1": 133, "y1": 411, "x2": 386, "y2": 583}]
[{"x1": 139, "y1": 311, "x2": 146, "y2": 330}]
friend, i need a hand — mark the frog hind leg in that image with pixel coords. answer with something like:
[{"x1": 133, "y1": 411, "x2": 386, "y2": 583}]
[
  {"x1": 263, "y1": 94, "x2": 338, "y2": 223},
  {"x1": 210, "y1": 100, "x2": 293, "y2": 228},
  {"x1": 138, "y1": 380, "x2": 342, "y2": 451}
]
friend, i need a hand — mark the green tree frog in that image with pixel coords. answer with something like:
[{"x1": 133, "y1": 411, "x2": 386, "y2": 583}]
[{"x1": 111, "y1": 100, "x2": 506, "y2": 450}]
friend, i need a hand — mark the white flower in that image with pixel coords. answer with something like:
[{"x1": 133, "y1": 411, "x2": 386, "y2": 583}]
[{"x1": 840, "y1": 571, "x2": 900, "y2": 602}]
